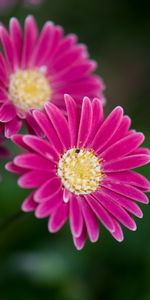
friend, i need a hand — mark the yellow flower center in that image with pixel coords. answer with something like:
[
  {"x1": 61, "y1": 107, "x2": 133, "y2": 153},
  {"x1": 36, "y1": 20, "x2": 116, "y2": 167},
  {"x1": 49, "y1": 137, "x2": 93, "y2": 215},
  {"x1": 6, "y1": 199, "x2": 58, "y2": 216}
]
[
  {"x1": 8, "y1": 68, "x2": 52, "y2": 111},
  {"x1": 57, "y1": 148, "x2": 103, "y2": 195}
]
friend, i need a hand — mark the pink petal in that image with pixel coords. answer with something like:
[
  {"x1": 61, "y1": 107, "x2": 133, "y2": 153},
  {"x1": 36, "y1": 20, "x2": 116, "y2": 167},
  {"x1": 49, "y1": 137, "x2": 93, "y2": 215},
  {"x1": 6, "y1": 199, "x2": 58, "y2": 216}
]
[
  {"x1": 73, "y1": 225, "x2": 87, "y2": 250},
  {"x1": 46, "y1": 25, "x2": 64, "y2": 64},
  {"x1": 21, "y1": 16, "x2": 38, "y2": 68},
  {"x1": 77, "y1": 97, "x2": 92, "y2": 148},
  {"x1": 69, "y1": 195, "x2": 83, "y2": 237},
  {"x1": 56, "y1": 60, "x2": 97, "y2": 82},
  {"x1": 0, "y1": 102, "x2": 16, "y2": 122},
  {"x1": 110, "y1": 218, "x2": 124, "y2": 242},
  {"x1": 44, "y1": 102, "x2": 71, "y2": 150},
  {"x1": 56, "y1": 76, "x2": 101, "y2": 97},
  {"x1": 94, "y1": 191, "x2": 137, "y2": 231},
  {"x1": 35, "y1": 190, "x2": 63, "y2": 218},
  {"x1": 85, "y1": 195, "x2": 115, "y2": 233},
  {"x1": 52, "y1": 34, "x2": 77, "y2": 60},
  {"x1": 14, "y1": 153, "x2": 53, "y2": 171},
  {"x1": 91, "y1": 106, "x2": 123, "y2": 152},
  {"x1": 102, "y1": 115, "x2": 131, "y2": 151},
  {"x1": 5, "y1": 117, "x2": 22, "y2": 137},
  {"x1": 11, "y1": 134, "x2": 31, "y2": 151},
  {"x1": 18, "y1": 170, "x2": 51, "y2": 188},
  {"x1": 31, "y1": 21, "x2": 54, "y2": 66},
  {"x1": 80, "y1": 198, "x2": 99, "y2": 242},
  {"x1": 0, "y1": 53, "x2": 8, "y2": 83},
  {"x1": 64, "y1": 94, "x2": 79, "y2": 147},
  {"x1": 86, "y1": 97, "x2": 104, "y2": 145},
  {"x1": 9, "y1": 17, "x2": 23, "y2": 68},
  {"x1": 23, "y1": 135, "x2": 58, "y2": 161},
  {"x1": 131, "y1": 147, "x2": 150, "y2": 156},
  {"x1": 26, "y1": 111, "x2": 44, "y2": 137},
  {"x1": 5, "y1": 161, "x2": 26, "y2": 174},
  {"x1": 107, "y1": 171, "x2": 150, "y2": 192},
  {"x1": 101, "y1": 187, "x2": 143, "y2": 218},
  {"x1": 0, "y1": 25, "x2": 14, "y2": 72},
  {"x1": 34, "y1": 177, "x2": 61, "y2": 202},
  {"x1": 101, "y1": 132, "x2": 144, "y2": 160},
  {"x1": 63, "y1": 188, "x2": 71, "y2": 203},
  {"x1": 33, "y1": 110, "x2": 63, "y2": 154},
  {"x1": 101, "y1": 180, "x2": 149, "y2": 204},
  {"x1": 21, "y1": 192, "x2": 37, "y2": 212},
  {"x1": 103, "y1": 154, "x2": 150, "y2": 172},
  {"x1": 48, "y1": 202, "x2": 69, "y2": 233},
  {"x1": 50, "y1": 43, "x2": 86, "y2": 72}
]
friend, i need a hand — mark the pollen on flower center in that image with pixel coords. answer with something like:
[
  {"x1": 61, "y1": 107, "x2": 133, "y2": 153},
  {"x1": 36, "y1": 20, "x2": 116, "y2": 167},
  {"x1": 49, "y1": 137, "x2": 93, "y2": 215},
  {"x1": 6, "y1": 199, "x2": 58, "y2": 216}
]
[
  {"x1": 57, "y1": 148, "x2": 103, "y2": 195},
  {"x1": 8, "y1": 68, "x2": 52, "y2": 111}
]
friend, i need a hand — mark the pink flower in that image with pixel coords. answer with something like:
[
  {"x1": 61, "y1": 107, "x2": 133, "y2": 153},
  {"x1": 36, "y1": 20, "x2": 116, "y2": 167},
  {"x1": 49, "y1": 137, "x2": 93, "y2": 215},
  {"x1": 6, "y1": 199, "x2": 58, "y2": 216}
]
[
  {"x1": 6, "y1": 95, "x2": 150, "y2": 250},
  {"x1": 0, "y1": 16, "x2": 104, "y2": 138}
]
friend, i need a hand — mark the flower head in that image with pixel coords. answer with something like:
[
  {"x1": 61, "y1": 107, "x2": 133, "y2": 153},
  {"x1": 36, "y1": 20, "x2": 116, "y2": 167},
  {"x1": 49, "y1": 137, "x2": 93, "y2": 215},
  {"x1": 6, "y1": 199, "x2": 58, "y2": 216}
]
[
  {"x1": 0, "y1": 16, "x2": 104, "y2": 137},
  {"x1": 6, "y1": 95, "x2": 150, "y2": 249}
]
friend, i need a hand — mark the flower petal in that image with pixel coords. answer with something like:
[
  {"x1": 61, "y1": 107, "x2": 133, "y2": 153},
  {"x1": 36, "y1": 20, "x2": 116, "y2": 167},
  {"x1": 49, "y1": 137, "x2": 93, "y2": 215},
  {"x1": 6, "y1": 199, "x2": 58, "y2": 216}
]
[
  {"x1": 35, "y1": 190, "x2": 63, "y2": 218},
  {"x1": 91, "y1": 106, "x2": 123, "y2": 152},
  {"x1": 110, "y1": 218, "x2": 124, "y2": 242},
  {"x1": 44, "y1": 102, "x2": 71, "y2": 150},
  {"x1": 101, "y1": 187, "x2": 143, "y2": 218},
  {"x1": 18, "y1": 170, "x2": 51, "y2": 188},
  {"x1": 73, "y1": 225, "x2": 87, "y2": 250},
  {"x1": 21, "y1": 193, "x2": 37, "y2": 212},
  {"x1": 64, "y1": 94, "x2": 79, "y2": 147},
  {"x1": 69, "y1": 195, "x2": 83, "y2": 237},
  {"x1": 23, "y1": 135, "x2": 58, "y2": 161},
  {"x1": 9, "y1": 17, "x2": 23, "y2": 68},
  {"x1": 101, "y1": 132, "x2": 144, "y2": 160},
  {"x1": 34, "y1": 177, "x2": 61, "y2": 202},
  {"x1": 94, "y1": 191, "x2": 137, "y2": 231},
  {"x1": 33, "y1": 110, "x2": 63, "y2": 154},
  {"x1": 101, "y1": 180, "x2": 149, "y2": 204},
  {"x1": 0, "y1": 25, "x2": 14, "y2": 72},
  {"x1": 77, "y1": 97, "x2": 92, "y2": 148},
  {"x1": 107, "y1": 171, "x2": 150, "y2": 192},
  {"x1": 48, "y1": 202, "x2": 69, "y2": 233},
  {"x1": 85, "y1": 195, "x2": 115, "y2": 233},
  {"x1": 5, "y1": 161, "x2": 26, "y2": 174},
  {"x1": 5, "y1": 117, "x2": 22, "y2": 137},
  {"x1": 21, "y1": 16, "x2": 38, "y2": 68},
  {"x1": 103, "y1": 154, "x2": 150, "y2": 172},
  {"x1": 80, "y1": 198, "x2": 99, "y2": 242},
  {"x1": 0, "y1": 102, "x2": 16, "y2": 122},
  {"x1": 14, "y1": 153, "x2": 53, "y2": 171}
]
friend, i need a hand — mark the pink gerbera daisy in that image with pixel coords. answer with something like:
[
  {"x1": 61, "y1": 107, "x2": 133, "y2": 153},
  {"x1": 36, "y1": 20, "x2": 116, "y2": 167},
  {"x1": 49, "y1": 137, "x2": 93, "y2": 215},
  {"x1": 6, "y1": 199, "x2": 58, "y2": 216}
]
[
  {"x1": 0, "y1": 16, "x2": 104, "y2": 137},
  {"x1": 6, "y1": 95, "x2": 150, "y2": 249}
]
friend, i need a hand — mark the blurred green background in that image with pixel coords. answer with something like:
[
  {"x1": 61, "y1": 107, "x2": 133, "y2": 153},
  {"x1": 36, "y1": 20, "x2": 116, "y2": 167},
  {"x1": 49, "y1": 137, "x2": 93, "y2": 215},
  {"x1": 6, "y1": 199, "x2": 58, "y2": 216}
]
[{"x1": 0, "y1": 0, "x2": 150, "y2": 299}]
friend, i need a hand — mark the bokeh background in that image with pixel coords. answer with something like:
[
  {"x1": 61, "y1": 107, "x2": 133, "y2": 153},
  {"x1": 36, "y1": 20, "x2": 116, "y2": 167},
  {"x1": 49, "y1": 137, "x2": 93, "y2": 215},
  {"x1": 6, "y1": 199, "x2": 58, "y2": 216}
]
[{"x1": 0, "y1": 0, "x2": 150, "y2": 299}]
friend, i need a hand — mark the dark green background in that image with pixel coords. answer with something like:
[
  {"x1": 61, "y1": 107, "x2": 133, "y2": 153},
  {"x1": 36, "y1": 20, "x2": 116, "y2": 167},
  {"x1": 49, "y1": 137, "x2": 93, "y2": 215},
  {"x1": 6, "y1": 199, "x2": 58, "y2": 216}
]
[{"x1": 0, "y1": 0, "x2": 150, "y2": 299}]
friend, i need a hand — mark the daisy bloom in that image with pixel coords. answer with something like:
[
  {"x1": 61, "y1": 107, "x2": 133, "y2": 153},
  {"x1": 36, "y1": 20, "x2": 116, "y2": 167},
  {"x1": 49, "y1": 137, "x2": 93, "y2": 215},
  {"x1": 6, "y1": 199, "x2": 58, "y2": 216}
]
[
  {"x1": 0, "y1": 15, "x2": 104, "y2": 137},
  {"x1": 6, "y1": 95, "x2": 150, "y2": 250}
]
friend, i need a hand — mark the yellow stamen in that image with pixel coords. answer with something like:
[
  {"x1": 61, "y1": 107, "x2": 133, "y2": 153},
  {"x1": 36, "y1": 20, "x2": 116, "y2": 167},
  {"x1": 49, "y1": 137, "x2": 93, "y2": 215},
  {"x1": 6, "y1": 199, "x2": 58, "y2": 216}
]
[
  {"x1": 57, "y1": 148, "x2": 103, "y2": 195},
  {"x1": 8, "y1": 68, "x2": 52, "y2": 111}
]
